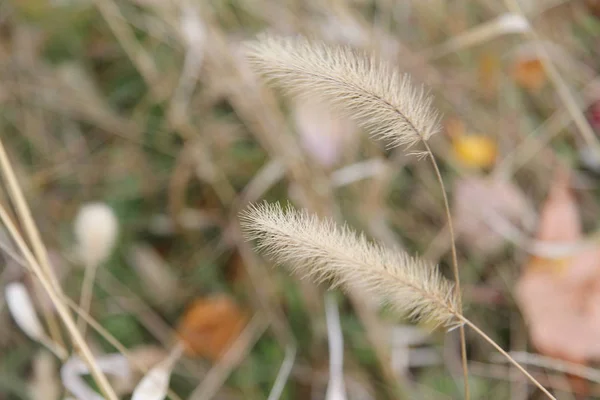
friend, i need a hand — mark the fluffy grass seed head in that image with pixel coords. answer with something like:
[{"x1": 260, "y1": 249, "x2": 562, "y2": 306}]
[
  {"x1": 240, "y1": 202, "x2": 460, "y2": 329},
  {"x1": 244, "y1": 35, "x2": 440, "y2": 153},
  {"x1": 74, "y1": 202, "x2": 119, "y2": 268}
]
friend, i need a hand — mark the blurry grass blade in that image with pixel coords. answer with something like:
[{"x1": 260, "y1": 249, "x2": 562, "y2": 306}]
[
  {"x1": 330, "y1": 159, "x2": 386, "y2": 188},
  {"x1": 127, "y1": 243, "x2": 178, "y2": 309},
  {"x1": 29, "y1": 350, "x2": 60, "y2": 400},
  {"x1": 5, "y1": 282, "x2": 67, "y2": 358},
  {"x1": 61, "y1": 354, "x2": 131, "y2": 400},
  {"x1": 131, "y1": 345, "x2": 182, "y2": 400},
  {"x1": 423, "y1": 13, "x2": 530, "y2": 59},
  {"x1": 5, "y1": 282, "x2": 45, "y2": 341},
  {"x1": 180, "y1": 3, "x2": 206, "y2": 49},
  {"x1": 325, "y1": 294, "x2": 346, "y2": 400},
  {"x1": 267, "y1": 345, "x2": 296, "y2": 400},
  {"x1": 169, "y1": 3, "x2": 206, "y2": 124}
]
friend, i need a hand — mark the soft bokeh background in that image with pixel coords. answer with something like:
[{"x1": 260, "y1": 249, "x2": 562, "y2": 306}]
[{"x1": 2, "y1": 0, "x2": 600, "y2": 399}]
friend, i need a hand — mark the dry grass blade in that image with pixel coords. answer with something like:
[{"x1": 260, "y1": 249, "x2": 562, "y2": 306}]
[
  {"x1": 240, "y1": 202, "x2": 460, "y2": 329},
  {"x1": 244, "y1": 35, "x2": 440, "y2": 152}
]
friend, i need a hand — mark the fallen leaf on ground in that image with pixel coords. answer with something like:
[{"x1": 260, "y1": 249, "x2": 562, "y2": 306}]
[
  {"x1": 512, "y1": 57, "x2": 546, "y2": 91},
  {"x1": 446, "y1": 117, "x2": 497, "y2": 169},
  {"x1": 516, "y1": 170, "x2": 600, "y2": 394},
  {"x1": 176, "y1": 295, "x2": 248, "y2": 360},
  {"x1": 452, "y1": 135, "x2": 497, "y2": 169}
]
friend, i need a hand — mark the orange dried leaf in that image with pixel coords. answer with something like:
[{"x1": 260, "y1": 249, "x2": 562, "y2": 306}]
[
  {"x1": 176, "y1": 295, "x2": 248, "y2": 361},
  {"x1": 453, "y1": 135, "x2": 497, "y2": 168},
  {"x1": 512, "y1": 58, "x2": 546, "y2": 91}
]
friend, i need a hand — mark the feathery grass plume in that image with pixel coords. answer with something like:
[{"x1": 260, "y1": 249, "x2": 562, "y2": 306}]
[
  {"x1": 243, "y1": 35, "x2": 440, "y2": 152},
  {"x1": 240, "y1": 202, "x2": 460, "y2": 329}
]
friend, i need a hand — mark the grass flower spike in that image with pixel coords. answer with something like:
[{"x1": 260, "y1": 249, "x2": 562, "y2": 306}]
[
  {"x1": 241, "y1": 202, "x2": 460, "y2": 329},
  {"x1": 244, "y1": 35, "x2": 440, "y2": 152},
  {"x1": 241, "y1": 203, "x2": 557, "y2": 399}
]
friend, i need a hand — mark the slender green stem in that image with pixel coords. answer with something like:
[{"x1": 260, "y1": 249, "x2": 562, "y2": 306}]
[{"x1": 423, "y1": 142, "x2": 470, "y2": 400}]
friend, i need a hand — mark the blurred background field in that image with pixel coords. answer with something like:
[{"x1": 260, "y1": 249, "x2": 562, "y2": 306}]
[{"x1": 3, "y1": 0, "x2": 600, "y2": 399}]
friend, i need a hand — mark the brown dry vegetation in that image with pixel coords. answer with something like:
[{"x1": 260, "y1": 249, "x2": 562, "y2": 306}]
[{"x1": 2, "y1": 0, "x2": 600, "y2": 399}]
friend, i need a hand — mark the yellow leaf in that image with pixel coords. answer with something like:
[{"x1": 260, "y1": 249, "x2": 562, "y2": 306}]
[{"x1": 453, "y1": 135, "x2": 497, "y2": 168}]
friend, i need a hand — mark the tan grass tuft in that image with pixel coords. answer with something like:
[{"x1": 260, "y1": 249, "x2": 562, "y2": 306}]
[
  {"x1": 243, "y1": 35, "x2": 440, "y2": 152},
  {"x1": 240, "y1": 202, "x2": 460, "y2": 329}
]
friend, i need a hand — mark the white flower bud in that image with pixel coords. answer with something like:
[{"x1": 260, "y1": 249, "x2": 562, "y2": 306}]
[{"x1": 74, "y1": 203, "x2": 118, "y2": 267}]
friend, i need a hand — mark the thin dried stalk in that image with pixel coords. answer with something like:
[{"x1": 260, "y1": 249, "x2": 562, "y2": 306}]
[{"x1": 0, "y1": 206, "x2": 119, "y2": 400}]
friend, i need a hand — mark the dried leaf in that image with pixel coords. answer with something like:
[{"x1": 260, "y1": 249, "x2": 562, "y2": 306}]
[
  {"x1": 512, "y1": 57, "x2": 546, "y2": 91},
  {"x1": 516, "y1": 170, "x2": 600, "y2": 366},
  {"x1": 176, "y1": 295, "x2": 248, "y2": 360},
  {"x1": 452, "y1": 135, "x2": 497, "y2": 168},
  {"x1": 453, "y1": 177, "x2": 534, "y2": 254}
]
